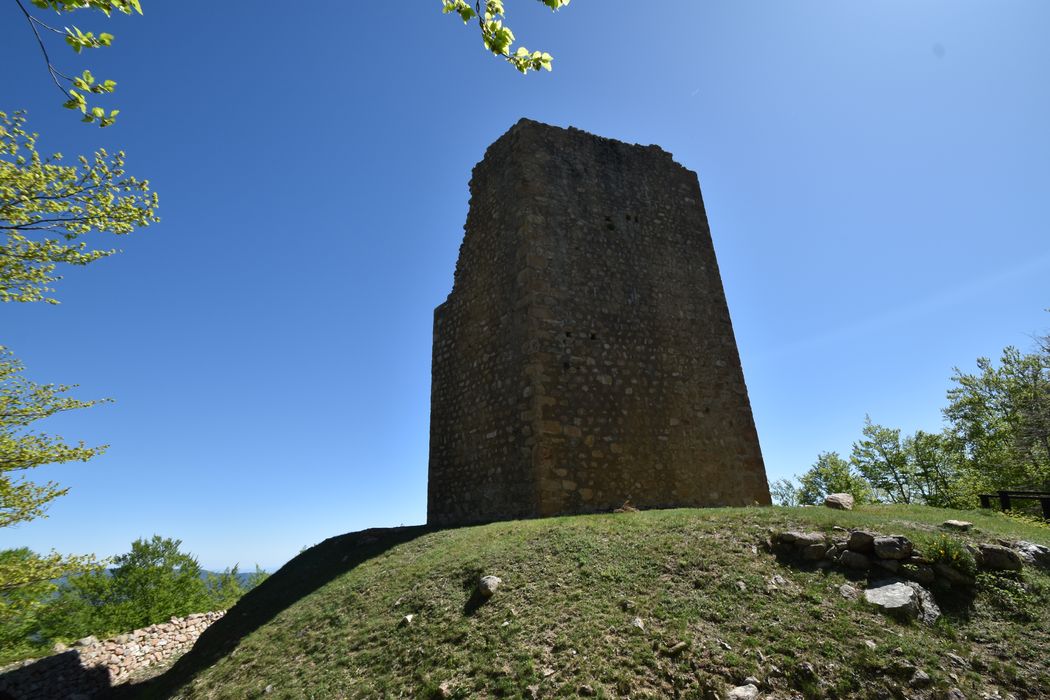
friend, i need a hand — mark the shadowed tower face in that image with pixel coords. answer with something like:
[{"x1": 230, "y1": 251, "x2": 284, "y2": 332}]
[{"x1": 427, "y1": 119, "x2": 770, "y2": 527}]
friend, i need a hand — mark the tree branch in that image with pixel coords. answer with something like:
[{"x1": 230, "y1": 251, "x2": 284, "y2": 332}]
[{"x1": 14, "y1": 0, "x2": 71, "y2": 97}]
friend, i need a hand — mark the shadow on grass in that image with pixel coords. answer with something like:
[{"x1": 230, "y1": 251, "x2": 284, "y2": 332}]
[
  {"x1": 117, "y1": 525, "x2": 429, "y2": 699},
  {"x1": 458, "y1": 565, "x2": 488, "y2": 616},
  {"x1": 0, "y1": 650, "x2": 111, "y2": 699}
]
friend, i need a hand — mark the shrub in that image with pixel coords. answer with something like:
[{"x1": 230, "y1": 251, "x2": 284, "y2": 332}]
[{"x1": 927, "y1": 534, "x2": 977, "y2": 577}]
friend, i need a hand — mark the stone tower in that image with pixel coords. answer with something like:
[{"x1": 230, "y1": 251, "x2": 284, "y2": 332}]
[{"x1": 427, "y1": 119, "x2": 770, "y2": 526}]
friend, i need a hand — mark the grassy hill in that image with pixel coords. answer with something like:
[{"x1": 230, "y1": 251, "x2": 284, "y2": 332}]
[{"x1": 129, "y1": 505, "x2": 1050, "y2": 699}]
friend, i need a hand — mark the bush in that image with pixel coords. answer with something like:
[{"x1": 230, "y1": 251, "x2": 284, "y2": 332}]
[
  {"x1": 926, "y1": 534, "x2": 977, "y2": 577},
  {"x1": 36, "y1": 536, "x2": 268, "y2": 645}
]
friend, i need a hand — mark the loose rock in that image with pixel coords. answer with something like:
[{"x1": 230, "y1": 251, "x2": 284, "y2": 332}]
[
  {"x1": 900, "y1": 562, "x2": 936, "y2": 585},
  {"x1": 934, "y1": 562, "x2": 975, "y2": 587},
  {"x1": 847, "y1": 530, "x2": 876, "y2": 554},
  {"x1": 665, "y1": 641, "x2": 688, "y2": 656},
  {"x1": 781, "y1": 531, "x2": 826, "y2": 548},
  {"x1": 801, "y1": 543, "x2": 828, "y2": 561},
  {"x1": 1012, "y1": 540, "x2": 1050, "y2": 568},
  {"x1": 726, "y1": 684, "x2": 759, "y2": 700},
  {"x1": 909, "y1": 669, "x2": 932, "y2": 688},
  {"x1": 839, "y1": 550, "x2": 871, "y2": 570},
  {"x1": 874, "y1": 535, "x2": 913, "y2": 560},
  {"x1": 478, "y1": 575, "x2": 503, "y2": 598},
  {"x1": 839, "y1": 584, "x2": 859, "y2": 599},
  {"x1": 942, "y1": 520, "x2": 973, "y2": 531},
  {"x1": 824, "y1": 493, "x2": 854, "y2": 510},
  {"x1": 874, "y1": 559, "x2": 901, "y2": 573},
  {"x1": 978, "y1": 544, "x2": 1023, "y2": 571},
  {"x1": 865, "y1": 581, "x2": 918, "y2": 620},
  {"x1": 864, "y1": 580, "x2": 939, "y2": 625}
]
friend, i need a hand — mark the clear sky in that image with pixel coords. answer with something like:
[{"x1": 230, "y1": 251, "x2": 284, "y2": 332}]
[{"x1": 2, "y1": 1, "x2": 1047, "y2": 571}]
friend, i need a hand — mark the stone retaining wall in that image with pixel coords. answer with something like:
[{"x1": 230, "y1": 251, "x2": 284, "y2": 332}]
[{"x1": 0, "y1": 610, "x2": 224, "y2": 699}]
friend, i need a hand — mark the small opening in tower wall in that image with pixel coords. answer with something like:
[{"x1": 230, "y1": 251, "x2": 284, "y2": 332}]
[
  {"x1": 590, "y1": 333, "x2": 597, "y2": 340},
  {"x1": 565, "y1": 331, "x2": 572, "y2": 338}
]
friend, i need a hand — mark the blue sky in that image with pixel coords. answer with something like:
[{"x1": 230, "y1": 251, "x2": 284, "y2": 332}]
[{"x1": 2, "y1": 1, "x2": 1047, "y2": 570}]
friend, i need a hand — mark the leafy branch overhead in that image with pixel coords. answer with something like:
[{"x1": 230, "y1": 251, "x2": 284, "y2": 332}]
[
  {"x1": 0, "y1": 111, "x2": 159, "y2": 304},
  {"x1": 14, "y1": 0, "x2": 144, "y2": 126},
  {"x1": 442, "y1": 0, "x2": 569, "y2": 74},
  {"x1": 0, "y1": 345, "x2": 110, "y2": 533}
]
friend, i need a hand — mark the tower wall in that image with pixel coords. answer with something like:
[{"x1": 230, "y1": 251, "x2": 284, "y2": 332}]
[{"x1": 427, "y1": 120, "x2": 770, "y2": 526}]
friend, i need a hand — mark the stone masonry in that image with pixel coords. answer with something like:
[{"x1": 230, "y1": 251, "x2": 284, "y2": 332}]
[
  {"x1": 427, "y1": 119, "x2": 770, "y2": 526},
  {"x1": 0, "y1": 611, "x2": 224, "y2": 699}
]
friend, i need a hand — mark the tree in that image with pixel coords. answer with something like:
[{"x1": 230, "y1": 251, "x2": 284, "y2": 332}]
[
  {"x1": 40, "y1": 536, "x2": 209, "y2": 638},
  {"x1": 12, "y1": 0, "x2": 143, "y2": 126},
  {"x1": 203, "y1": 565, "x2": 269, "y2": 611},
  {"x1": 1, "y1": 110, "x2": 157, "y2": 597},
  {"x1": 769, "y1": 451, "x2": 872, "y2": 507},
  {"x1": 1, "y1": 111, "x2": 159, "y2": 304},
  {"x1": 0, "y1": 346, "x2": 107, "y2": 592},
  {"x1": 442, "y1": 0, "x2": 570, "y2": 73},
  {"x1": 850, "y1": 418, "x2": 914, "y2": 504},
  {"x1": 796, "y1": 451, "x2": 872, "y2": 506},
  {"x1": 37, "y1": 537, "x2": 269, "y2": 641},
  {"x1": 944, "y1": 344, "x2": 1050, "y2": 495},
  {"x1": 0, "y1": 345, "x2": 107, "y2": 529},
  {"x1": 0, "y1": 548, "x2": 65, "y2": 662},
  {"x1": 769, "y1": 478, "x2": 800, "y2": 507}
]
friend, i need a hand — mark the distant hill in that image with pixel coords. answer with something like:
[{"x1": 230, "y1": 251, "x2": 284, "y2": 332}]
[
  {"x1": 128, "y1": 505, "x2": 1049, "y2": 699},
  {"x1": 53, "y1": 569, "x2": 261, "y2": 588}
]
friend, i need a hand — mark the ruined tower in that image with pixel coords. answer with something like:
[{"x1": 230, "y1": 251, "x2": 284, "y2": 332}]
[{"x1": 427, "y1": 120, "x2": 770, "y2": 526}]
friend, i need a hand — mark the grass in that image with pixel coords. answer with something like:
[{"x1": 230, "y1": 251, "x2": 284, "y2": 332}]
[{"x1": 129, "y1": 506, "x2": 1050, "y2": 699}]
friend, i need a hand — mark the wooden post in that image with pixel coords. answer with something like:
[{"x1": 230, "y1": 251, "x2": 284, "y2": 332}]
[
  {"x1": 998, "y1": 491, "x2": 1012, "y2": 510},
  {"x1": 1041, "y1": 497, "x2": 1050, "y2": 520},
  {"x1": 979, "y1": 494, "x2": 991, "y2": 509}
]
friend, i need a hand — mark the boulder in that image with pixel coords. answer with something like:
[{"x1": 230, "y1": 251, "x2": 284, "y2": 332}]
[
  {"x1": 824, "y1": 493, "x2": 854, "y2": 510},
  {"x1": 1012, "y1": 540, "x2": 1050, "y2": 568},
  {"x1": 864, "y1": 581, "x2": 918, "y2": 620},
  {"x1": 726, "y1": 684, "x2": 760, "y2": 700},
  {"x1": 780, "y1": 531, "x2": 826, "y2": 548},
  {"x1": 933, "y1": 562, "x2": 975, "y2": 587},
  {"x1": 909, "y1": 669, "x2": 932, "y2": 688},
  {"x1": 863, "y1": 580, "x2": 940, "y2": 625},
  {"x1": 874, "y1": 559, "x2": 901, "y2": 573},
  {"x1": 873, "y1": 535, "x2": 913, "y2": 560},
  {"x1": 478, "y1": 575, "x2": 503, "y2": 598},
  {"x1": 847, "y1": 530, "x2": 876, "y2": 554},
  {"x1": 942, "y1": 520, "x2": 973, "y2": 532},
  {"x1": 978, "y1": 543, "x2": 1023, "y2": 571},
  {"x1": 839, "y1": 584, "x2": 860, "y2": 599},
  {"x1": 905, "y1": 581, "x2": 941, "y2": 626},
  {"x1": 839, "y1": 550, "x2": 871, "y2": 570},
  {"x1": 900, "y1": 562, "x2": 936, "y2": 585},
  {"x1": 801, "y1": 544, "x2": 828, "y2": 561}
]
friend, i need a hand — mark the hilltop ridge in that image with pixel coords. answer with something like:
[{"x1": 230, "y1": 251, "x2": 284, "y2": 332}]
[{"x1": 131, "y1": 505, "x2": 1049, "y2": 699}]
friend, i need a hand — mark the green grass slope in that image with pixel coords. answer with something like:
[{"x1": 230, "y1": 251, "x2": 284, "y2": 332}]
[{"x1": 131, "y1": 506, "x2": 1050, "y2": 699}]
